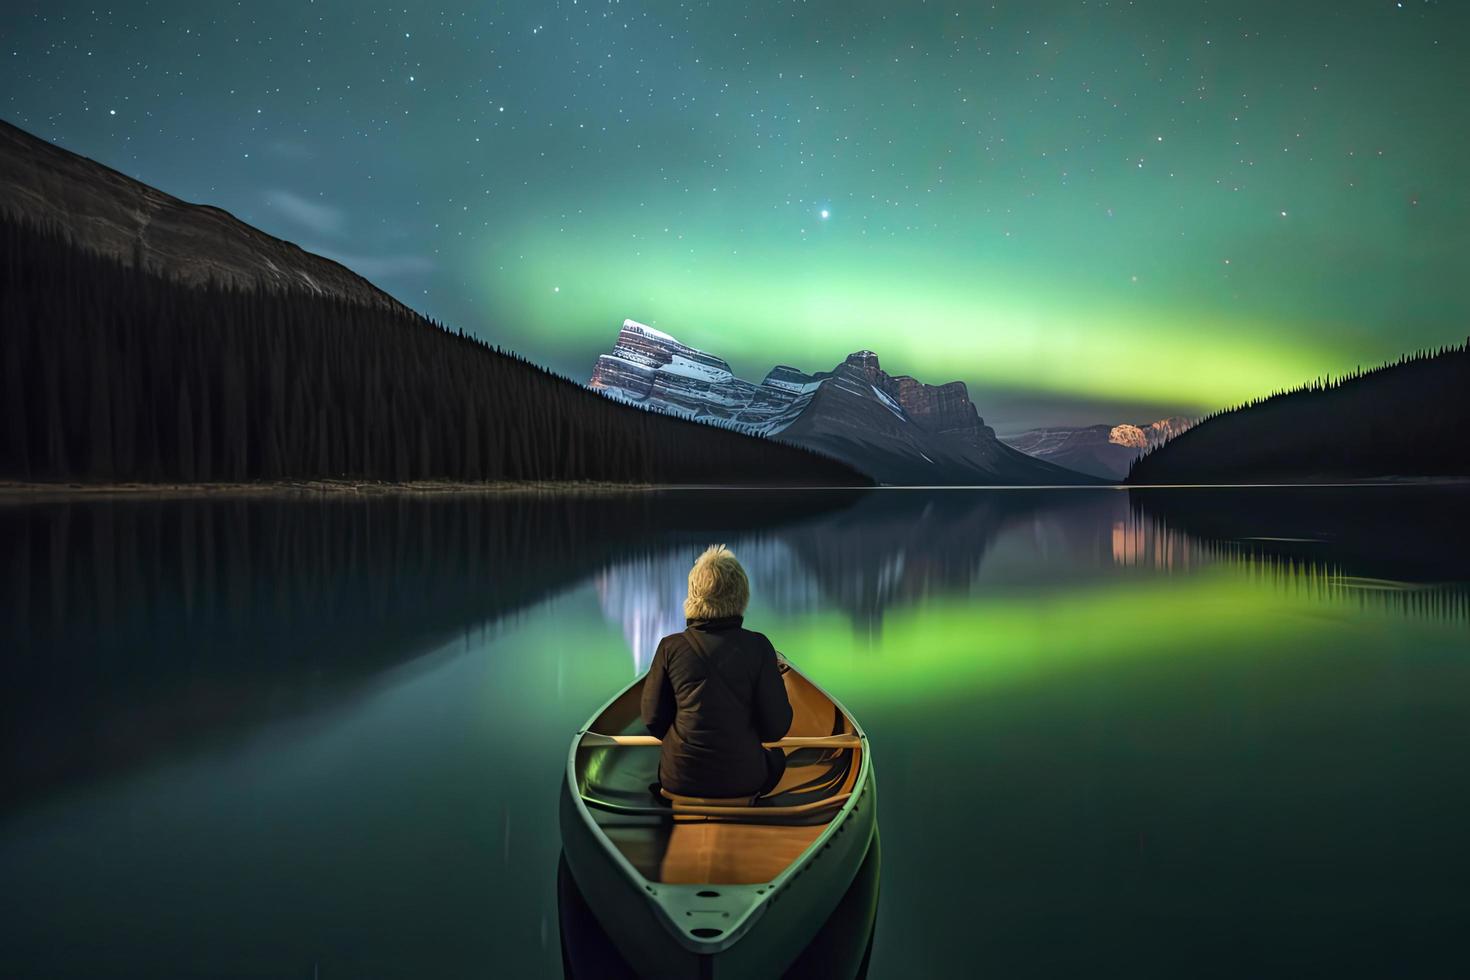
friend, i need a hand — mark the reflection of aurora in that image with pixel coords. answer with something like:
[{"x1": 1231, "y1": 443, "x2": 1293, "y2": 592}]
[
  {"x1": 596, "y1": 491, "x2": 1233, "y2": 672},
  {"x1": 3, "y1": 499, "x2": 1464, "y2": 980},
  {"x1": 596, "y1": 487, "x2": 1469, "y2": 672}
]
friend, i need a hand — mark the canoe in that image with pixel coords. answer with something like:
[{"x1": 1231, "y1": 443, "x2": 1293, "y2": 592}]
[
  {"x1": 557, "y1": 828, "x2": 881, "y2": 980},
  {"x1": 559, "y1": 658, "x2": 878, "y2": 979}
]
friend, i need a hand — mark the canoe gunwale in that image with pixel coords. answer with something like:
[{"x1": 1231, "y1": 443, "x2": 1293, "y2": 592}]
[
  {"x1": 579, "y1": 732, "x2": 863, "y2": 750},
  {"x1": 561, "y1": 661, "x2": 876, "y2": 962}
]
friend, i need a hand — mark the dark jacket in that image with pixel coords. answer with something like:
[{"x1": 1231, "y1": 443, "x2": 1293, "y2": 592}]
[{"x1": 641, "y1": 615, "x2": 793, "y2": 797}]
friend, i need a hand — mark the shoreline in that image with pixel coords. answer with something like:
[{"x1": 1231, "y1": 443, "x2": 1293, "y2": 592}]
[
  {"x1": 0, "y1": 479, "x2": 670, "y2": 501},
  {"x1": 0, "y1": 476, "x2": 1464, "y2": 502}
]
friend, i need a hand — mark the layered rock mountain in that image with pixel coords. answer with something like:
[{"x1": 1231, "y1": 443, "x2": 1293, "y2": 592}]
[
  {"x1": 1001, "y1": 417, "x2": 1191, "y2": 481},
  {"x1": 0, "y1": 118, "x2": 405, "y2": 311},
  {"x1": 589, "y1": 320, "x2": 1100, "y2": 485},
  {"x1": 587, "y1": 320, "x2": 816, "y2": 433}
]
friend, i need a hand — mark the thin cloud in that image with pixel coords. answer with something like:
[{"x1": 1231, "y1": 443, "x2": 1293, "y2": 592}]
[
  {"x1": 263, "y1": 189, "x2": 345, "y2": 237},
  {"x1": 311, "y1": 247, "x2": 434, "y2": 281},
  {"x1": 265, "y1": 140, "x2": 314, "y2": 161}
]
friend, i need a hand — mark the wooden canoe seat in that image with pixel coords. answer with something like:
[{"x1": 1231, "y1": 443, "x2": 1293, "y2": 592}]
[{"x1": 653, "y1": 784, "x2": 853, "y2": 819}]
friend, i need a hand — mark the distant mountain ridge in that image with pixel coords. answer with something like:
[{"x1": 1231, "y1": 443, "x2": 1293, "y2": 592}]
[
  {"x1": 1002, "y1": 417, "x2": 1190, "y2": 481},
  {"x1": 1127, "y1": 343, "x2": 1470, "y2": 483},
  {"x1": 0, "y1": 118, "x2": 404, "y2": 311},
  {"x1": 590, "y1": 319, "x2": 1100, "y2": 485}
]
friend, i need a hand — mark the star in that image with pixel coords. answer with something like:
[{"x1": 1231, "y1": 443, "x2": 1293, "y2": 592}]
[{"x1": 1, "y1": 0, "x2": 1454, "y2": 417}]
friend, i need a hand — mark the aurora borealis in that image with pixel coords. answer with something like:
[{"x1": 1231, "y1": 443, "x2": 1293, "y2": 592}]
[{"x1": 3, "y1": 1, "x2": 1466, "y2": 427}]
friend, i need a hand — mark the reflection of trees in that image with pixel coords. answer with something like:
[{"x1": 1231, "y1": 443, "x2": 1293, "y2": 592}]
[
  {"x1": 14, "y1": 485, "x2": 1459, "y2": 809},
  {"x1": 0, "y1": 491, "x2": 855, "y2": 807},
  {"x1": 1129, "y1": 486, "x2": 1470, "y2": 622}
]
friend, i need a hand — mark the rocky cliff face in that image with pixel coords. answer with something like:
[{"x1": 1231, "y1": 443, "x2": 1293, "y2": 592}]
[
  {"x1": 1107, "y1": 424, "x2": 1151, "y2": 450},
  {"x1": 590, "y1": 320, "x2": 760, "y2": 420},
  {"x1": 589, "y1": 320, "x2": 819, "y2": 433},
  {"x1": 0, "y1": 119, "x2": 406, "y2": 311},
  {"x1": 895, "y1": 375, "x2": 989, "y2": 438},
  {"x1": 589, "y1": 322, "x2": 1099, "y2": 485},
  {"x1": 1002, "y1": 415, "x2": 1193, "y2": 481},
  {"x1": 1145, "y1": 416, "x2": 1191, "y2": 445}
]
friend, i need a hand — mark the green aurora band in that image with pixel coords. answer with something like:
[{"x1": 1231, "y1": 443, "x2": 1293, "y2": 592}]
[
  {"x1": 4, "y1": 0, "x2": 1465, "y2": 421},
  {"x1": 493, "y1": 233, "x2": 1343, "y2": 409},
  {"x1": 466, "y1": 1, "x2": 1467, "y2": 418}
]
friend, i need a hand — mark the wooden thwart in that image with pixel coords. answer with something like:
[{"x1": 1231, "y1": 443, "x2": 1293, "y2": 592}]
[{"x1": 577, "y1": 730, "x2": 862, "y2": 819}]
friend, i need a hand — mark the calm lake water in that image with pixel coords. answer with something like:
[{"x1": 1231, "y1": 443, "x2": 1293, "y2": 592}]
[{"x1": 2, "y1": 486, "x2": 1467, "y2": 978}]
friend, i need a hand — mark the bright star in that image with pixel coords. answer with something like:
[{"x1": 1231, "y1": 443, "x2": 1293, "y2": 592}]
[{"x1": 819, "y1": 208, "x2": 830, "y2": 220}]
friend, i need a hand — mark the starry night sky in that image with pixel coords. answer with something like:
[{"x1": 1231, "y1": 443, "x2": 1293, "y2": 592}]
[{"x1": 3, "y1": 0, "x2": 1466, "y2": 429}]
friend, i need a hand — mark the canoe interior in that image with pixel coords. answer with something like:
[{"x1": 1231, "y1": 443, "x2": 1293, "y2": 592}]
[{"x1": 576, "y1": 666, "x2": 864, "y2": 885}]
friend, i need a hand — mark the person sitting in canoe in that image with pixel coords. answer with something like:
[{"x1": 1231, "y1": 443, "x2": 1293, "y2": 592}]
[{"x1": 641, "y1": 544, "x2": 793, "y2": 800}]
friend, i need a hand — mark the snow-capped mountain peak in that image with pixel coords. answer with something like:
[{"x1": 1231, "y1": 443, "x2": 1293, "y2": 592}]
[
  {"x1": 1002, "y1": 416, "x2": 1194, "y2": 481},
  {"x1": 587, "y1": 320, "x2": 1100, "y2": 485}
]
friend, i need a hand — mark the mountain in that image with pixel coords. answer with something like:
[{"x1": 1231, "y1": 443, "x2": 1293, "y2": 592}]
[
  {"x1": 1002, "y1": 417, "x2": 1190, "y2": 481},
  {"x1": 1127, "y1": 343, "x2": 1470, "y2": 484},
  {"x1": 589, "y1": 319, "x2": 1100, "y2": 485},
  {"x1": 587, "y1": 320, "x2": 813, "y2": 434},
  {"x1": 0, "y1": 121, "x2": 867, "y2": 488},
  {"x1": 0, "y1": 119, "x2": 403, "y2": 311}
]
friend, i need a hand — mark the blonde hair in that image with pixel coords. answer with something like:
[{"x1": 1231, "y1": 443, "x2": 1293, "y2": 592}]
[{"x1": 684, "y1": 544, "x2": 750, "y2": 620}]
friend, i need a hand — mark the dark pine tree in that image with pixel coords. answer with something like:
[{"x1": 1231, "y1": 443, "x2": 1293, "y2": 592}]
[
  {"x1": 1127, "y1": 341, "x2": 1470, "y2": 483},
  {"x1": 0, "y1": 216, "x2": 868, "y2": 488}
]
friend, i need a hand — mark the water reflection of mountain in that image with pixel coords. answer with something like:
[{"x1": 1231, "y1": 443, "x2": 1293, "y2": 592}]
[
  {"x1": 11, "y1": 485, "x2": 1462, "y2": 808},
  {"x1": 597, "y1": 486, "x2": 1469, "y2": 676},
  {"x1": 1129, "y1": 486, "x2": 1470, "y2": 621},
  {"x1": 0, "y1": 491, "x2": 859, "y2": 808},
  {"x1": 598, "y1": 490, "x2": 1190, "y2": 669}
]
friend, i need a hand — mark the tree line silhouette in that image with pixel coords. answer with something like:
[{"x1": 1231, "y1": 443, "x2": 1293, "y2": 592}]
[
  {"x1": 0, "y1": 215, "x2": 867, "y2": 486},
  {"x1": 1127, "y1": 341, "x2": 1470, "y2": 483}
]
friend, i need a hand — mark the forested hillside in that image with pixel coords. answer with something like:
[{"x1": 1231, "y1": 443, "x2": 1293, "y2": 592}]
[
  {"x1": 1127, "y1": 343, "x2": 1470, "y2": 483},
  {"x1": 0, "y1": 217, "x2": 866, "y2": 486}
]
